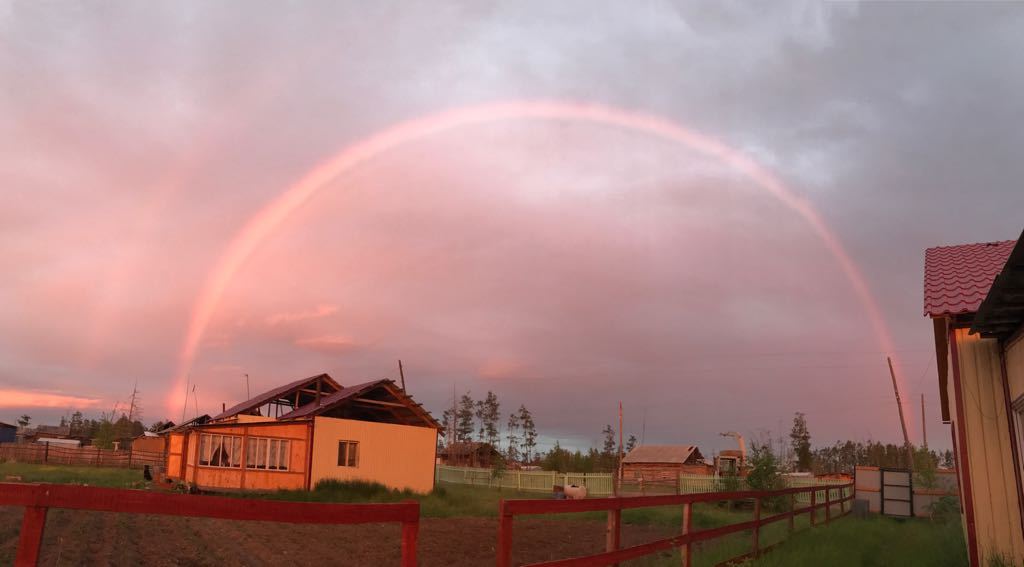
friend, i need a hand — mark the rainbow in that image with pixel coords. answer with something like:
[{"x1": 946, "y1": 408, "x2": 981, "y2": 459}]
[{"x1": 170, "y1": 100, "x2": 906, "y2": 432}]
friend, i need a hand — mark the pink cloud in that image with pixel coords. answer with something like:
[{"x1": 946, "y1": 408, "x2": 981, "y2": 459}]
[
  {"x1": 265, "y1": 304, "x2": 339, "y2": 326},
  {"x1": 293, "y1": 335, "x2": 361, "y2": 354},
  {"x1": 0, "y1": 389, "x2": 102, "y2": 409}
]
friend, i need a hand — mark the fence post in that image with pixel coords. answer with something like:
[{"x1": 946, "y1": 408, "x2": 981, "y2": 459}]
[
  {"x1": 681, "y1": 501, "x2": 692, "y2": 567},
  {"x1": 606, "y1": 505, "x2": 621, "y2": 566},
  {"x1": 15, "y1": 505, "x2": 47, "y2": 567},
  {"x1": 788, "y1": 493, "x2": 795, "y2": 534},
  {"x1": 752, "y1": 497, "x2": 761, "y2": 557},
  {"x1": 825, "y1": 487, "x2": 832, "y2": 524},
  {"x1": 497, "y1": 500, "x2": 513, "y2": 567},
  {"x1": 400, "y1": 512, "x2": 418, "y2": 567},
  {"x1": 128, "y1": 447, "x2": 133, "y2": 469},
  {"x1": 810, "y1": 489, "x2": 817, "y2": 527},
  {"x1": 43, "y1": 443, "x2": 48, "y2": 464}
]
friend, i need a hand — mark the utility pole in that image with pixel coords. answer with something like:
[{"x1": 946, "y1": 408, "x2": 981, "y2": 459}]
[
  {"x1": 398, "y1": 359, "x2": 406, "y2": 391},
  {"x1": 181, "y1": 374, "x2": 190, "y2": 423},
  {"x1": 127, "y1": 381, "x2": 140, "y2": 423},
  {"x1": 887, "y1": 356, "x2": 914, "y2": 471},
  {"x1": 618, "y1": 402, "x2": 624, "y2": 482},
  {"x1": 450, "y1": 382, "x2": 457, "y2": 448},
  {"x1": 921, "y1": 393, "x2": 927, "y2": 448}
]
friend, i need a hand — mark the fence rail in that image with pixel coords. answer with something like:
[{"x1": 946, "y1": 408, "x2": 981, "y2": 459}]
[
  {"x1": 436, "y1": 465, "x2": 850, "y2": 499},
  {"x1": 0, "y1": 482, "x2": 419, "y2": 567},
  {"x1": 0, "y1": 443, "x2": 163, "y2": 470},
  {"x1": 496, "y1": 481, "x2": 854, "y2": 567},
  {"x1": 436, "y1": 465, "x2": 616, "y2": 495}
]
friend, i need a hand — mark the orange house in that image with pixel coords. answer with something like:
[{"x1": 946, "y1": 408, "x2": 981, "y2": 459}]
[
  {"x1": 166, "y1": 373, "x2": 440, "y2": 493},
  {"x1": 924, "y1": 231, "x2": 1024, "y2": 565}
]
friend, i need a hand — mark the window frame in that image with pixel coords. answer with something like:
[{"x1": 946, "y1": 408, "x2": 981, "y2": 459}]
[
  {"x1": 337, "y1": 440, "x2": 359, "y2": 468},
  {"x1": 197, "y1": 433, "x2": 289, "y2": 472},
  {"x1": 197, "y1": 433, "x2": 242, "y2": 469},
  {"x1": 244, "y1": 436, "x2": 290, "y2": 472}
]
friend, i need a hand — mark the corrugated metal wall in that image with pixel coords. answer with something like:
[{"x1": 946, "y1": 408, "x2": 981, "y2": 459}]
[
  {"x1": 953, "y1": 328, "x2": 1024, "y2": 563},
  {"x1": 310, "y1": 416, "x2": 437, "y2": 494}
]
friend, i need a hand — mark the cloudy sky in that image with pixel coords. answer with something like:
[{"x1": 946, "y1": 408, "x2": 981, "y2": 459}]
[{"x1": 2, "y1": 1, "x2": 1022, "y2": 455}]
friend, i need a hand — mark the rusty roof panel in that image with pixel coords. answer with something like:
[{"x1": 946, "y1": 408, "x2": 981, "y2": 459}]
[
  {"x1": 622, "y1": 445, "x2": 700, "y2": 464},
  {"x1": 211, "y1": 373, "x2": 341, "y2": 421}
]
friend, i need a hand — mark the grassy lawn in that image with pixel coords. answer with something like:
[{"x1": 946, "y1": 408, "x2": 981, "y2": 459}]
[
  {"x1": 748, "y1": 515, "x2": 967, "y2": 567},
  {"x1": 0, "y1": 462, "x2": 142, "y2": 488},
  {"x1": 0, "y1": 463, "x2": 969, "y2": 566}
]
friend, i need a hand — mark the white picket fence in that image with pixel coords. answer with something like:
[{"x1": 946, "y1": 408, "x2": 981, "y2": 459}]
[
  {"x1": 436, "y1": 465, "x2": 616, "y2": 495},
  {"x1": 435, "y1": 465, "x2": 851, "y2": 500}
]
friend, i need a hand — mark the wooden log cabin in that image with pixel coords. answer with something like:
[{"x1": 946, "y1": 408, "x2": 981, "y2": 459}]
[
  {"x1": 165, "y1": 373, "x2": 440, "y2": 493},
  {"x1": 621, "y1": 445, "x2": 711, "y2": 483}
]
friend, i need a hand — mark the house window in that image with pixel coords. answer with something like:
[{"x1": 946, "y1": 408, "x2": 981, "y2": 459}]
[
  {"x1": 199, "y1": 434, "x2": 242, "y2": 468},
  {"x1": 245, "y1": 437, "x2": 290, "y2": 471},
  {"x1": 338, "y1": 441, "x2": 359, "y2": 467},
  {"x1": 1012, "y1": 396, "x2": 1024, "y2": 479}
]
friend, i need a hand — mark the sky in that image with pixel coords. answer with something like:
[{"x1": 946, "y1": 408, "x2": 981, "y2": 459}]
[{"x1": 2, "y1": 1, "x2": 1023, "y2": 456}]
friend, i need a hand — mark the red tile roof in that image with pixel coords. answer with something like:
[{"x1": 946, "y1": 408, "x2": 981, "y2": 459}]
[{"x1": 924, "y1": 240, "x2": 1016, "y2": 317}]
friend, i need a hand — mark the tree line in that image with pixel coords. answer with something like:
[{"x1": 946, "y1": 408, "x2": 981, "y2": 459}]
[{"x1": 440, "y1": 391, "x2": 539, "y2": 463}]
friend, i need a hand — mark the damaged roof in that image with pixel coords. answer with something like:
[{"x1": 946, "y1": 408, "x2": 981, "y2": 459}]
[
  {"x1": 211, "y1": 373, "x2": 341, "y2": 421},
  {"x1": 623, "y1": 445, "x2": 703, "y2": 464}
]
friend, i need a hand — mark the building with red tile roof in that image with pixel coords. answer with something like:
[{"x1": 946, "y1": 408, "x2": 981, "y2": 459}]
[{"x1": 923, "y1": 229, "x2": 1024, "y2": 566}]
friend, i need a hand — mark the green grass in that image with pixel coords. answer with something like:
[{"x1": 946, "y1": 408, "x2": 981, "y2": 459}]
[
  {"x1": 747, "y1": 515, "x2": 967, "y2": 567},
  {"x1": 0, "y1": 464, "x2": 970, "y2": 566},
  {"x1": 0, "y1": 462, "x2": 142, "y2": 488}
]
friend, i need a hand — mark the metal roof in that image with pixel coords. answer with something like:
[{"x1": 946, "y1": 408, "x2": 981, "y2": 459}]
[
  {"x1": 278, "y1": 379, "x2": 387, "y2": 419},
  {"x1": 278, "y1": 378, "x2": 441, "y2": 429},
  {"x1": 923, "y1": 240, "x2": 1015, "y2": 317},
  {"x1": 972, "y1": 229, "x2": 1024, "y2": 338},
  {"x1": 211, "y1": 373, "x2": 341, "y2": 421},
  {"x1": 622, "y1": 445, "x2": 701, "y2": 464}
]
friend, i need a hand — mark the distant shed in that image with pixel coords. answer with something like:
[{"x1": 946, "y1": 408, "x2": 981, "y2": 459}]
[
  {"x1": 131, "y1": 431, "x2": 166, "y2": 454},
  {"x1": 622, "y1": 445, "x2": 711, "y2": 482},
  {"x1": 0, "y1": 422, "x2": 15, "y2": 444}
]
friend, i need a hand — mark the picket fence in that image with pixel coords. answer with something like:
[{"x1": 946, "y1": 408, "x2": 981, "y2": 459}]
[{"x1": 436, "y1": 465, "x2": 851, "y2": 501}]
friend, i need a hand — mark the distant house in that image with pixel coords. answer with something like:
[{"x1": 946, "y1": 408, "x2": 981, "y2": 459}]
[
  {"x1": 438, "y1": 442, "x2": 501, "y2": 468},
  {"x1": 622, "y1": 445, "x2": 711, "y2": 482},
  {"x1": 131, "y1": 431, "x2": 166, "y2": 454},
  {"x1": 164, "y1": 373, "x2": 440, "y2": 493},
  {"x1": 0, "y1": 422, "x2": 15, "y2": 444},
  {"x1": 924, "y1": 231, "x2": 1024, "y2": 566}
]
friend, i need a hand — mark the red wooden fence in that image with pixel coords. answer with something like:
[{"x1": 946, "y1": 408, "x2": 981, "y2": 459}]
[
  {"x1": 0, "y1": 483, "x2": 419, "y2": 567},
  {"x1": 497, "y1": 482, "x2": 853, "y2": 567}
]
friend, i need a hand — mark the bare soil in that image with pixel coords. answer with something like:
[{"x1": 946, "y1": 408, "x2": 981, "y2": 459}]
[{"x1": 0, "y1": 507, "x2": 675, "y2": 566}]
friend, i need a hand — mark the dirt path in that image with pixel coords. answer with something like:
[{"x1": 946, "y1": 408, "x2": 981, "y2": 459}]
[{"x1": 0, "y1": 508, "x2": 675, "y2": 566}]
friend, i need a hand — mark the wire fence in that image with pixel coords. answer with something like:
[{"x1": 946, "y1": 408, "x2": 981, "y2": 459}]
[{"x1": 0, "y1": 442, "x2": 164, "y2": 470}]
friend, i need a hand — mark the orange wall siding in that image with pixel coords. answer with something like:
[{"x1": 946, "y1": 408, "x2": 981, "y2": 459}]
[
  {"x1": 173, "y1": 422, "x2": 310, "y2": 491},
  {"x1": 310, "y1": 416, "x2": 437, "y2": 493},
  {"x1": 954, "y1": 328, "x2": 1024, "y2": 563},
  {"x1": 1006, "y1": 334, "x2": 1024, "y2": 401},
  {"x1": 166, "y1": 433, "x2": 185, "y2": 478}
]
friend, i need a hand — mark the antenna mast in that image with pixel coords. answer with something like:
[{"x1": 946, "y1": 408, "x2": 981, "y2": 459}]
[{"x1": 398, "y1": 359, "x2": 406, "y2": 391}]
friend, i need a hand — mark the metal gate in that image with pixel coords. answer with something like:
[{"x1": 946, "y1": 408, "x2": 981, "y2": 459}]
[{"x1": 880, "y1": 467, "x2": 914, "y2": 517}]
